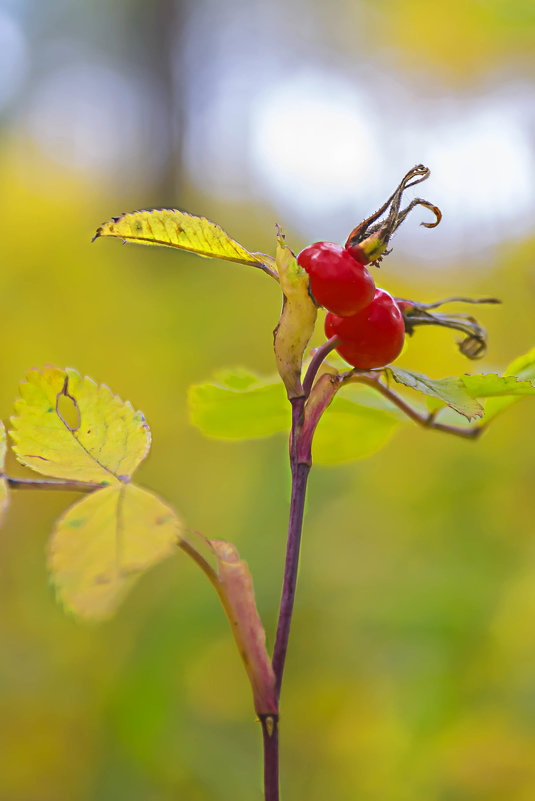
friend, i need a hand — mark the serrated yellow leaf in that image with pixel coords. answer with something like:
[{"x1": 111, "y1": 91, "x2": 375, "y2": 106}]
[
  {"x1": 48, "y1": 483, "x2": 181, "y2": 619},
  {"x1": 93, "y1": 208, "x2": 278, "y2": 279},
  {"x1": 0, "y1": 420, "x2": 9, "y2": 524},
  {"x1": 10, "y1": 367, "x2": 150, "y2": 484}
]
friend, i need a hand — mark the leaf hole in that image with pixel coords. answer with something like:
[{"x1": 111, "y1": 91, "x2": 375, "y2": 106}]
[{"x1": 56, "y1": 377, "x2": 81, "y2": 432}]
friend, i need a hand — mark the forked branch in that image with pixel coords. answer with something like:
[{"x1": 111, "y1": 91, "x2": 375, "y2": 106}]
[{"x1": 346, "y1": 373, "x2": 484, "y2": 439}]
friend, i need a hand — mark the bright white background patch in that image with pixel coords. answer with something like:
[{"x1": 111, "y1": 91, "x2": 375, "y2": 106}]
[{"x1": 251, "y1": 73, "x2": 381, "y2": 213}]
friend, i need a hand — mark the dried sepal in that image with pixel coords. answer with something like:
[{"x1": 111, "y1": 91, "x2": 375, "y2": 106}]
[
  {"x1": 396, "y1": 296, "x2": 500, "y2": 360},
  {"x1": 345, "y1": 165, "x2": 441, "y2": 265}
]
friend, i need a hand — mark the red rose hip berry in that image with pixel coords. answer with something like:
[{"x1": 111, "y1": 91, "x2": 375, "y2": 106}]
[
  {"x1": 325, "y1": 288, "x2": 405, "y2": 369},
  {"x1": 297, "y1": 241, "x2": 375, "y2": 317}
]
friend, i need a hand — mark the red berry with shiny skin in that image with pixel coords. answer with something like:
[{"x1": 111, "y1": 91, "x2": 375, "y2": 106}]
[
  {"x1": 325, "y1": 288, "x2": 405, "y2": 369},
  {"x1": 297, "y1": 241, "x2": 375, "y2": 317}
]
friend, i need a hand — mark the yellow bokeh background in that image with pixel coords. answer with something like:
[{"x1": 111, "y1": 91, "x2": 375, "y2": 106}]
[{"x1": 0, "y1": 2, "x2": 535, "y2": 799}]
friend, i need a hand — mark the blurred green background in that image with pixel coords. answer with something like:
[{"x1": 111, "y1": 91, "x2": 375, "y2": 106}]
[{"x1": 0, "y1": 1, "x2": 535, "y2": 799}]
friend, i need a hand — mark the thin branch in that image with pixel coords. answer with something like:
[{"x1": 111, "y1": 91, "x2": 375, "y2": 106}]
[
  {"x1": 272, "y1": 458, "x2": 310, "y2": 695},
  {"x1": 261, "y1": 716, "x2": 279, "y2": 801},
  {"x1": 347, "y1": 374, "x2": 484, "y2": 440},
  {"x1": 178, "y1": 537, "x2": 249, "y2": 658},
  {"x1": 413, "y1": 296, "x2": 501, "y2": 310},
  {"x1": 302, "y1": 336, "x2": 341, "y2": 398},
  {"x1": 4, "y1": 476, "x2": 102, "y2": 492},
  {"x1": 178, "y1": 538, "x2": 219, "y2": 587}
]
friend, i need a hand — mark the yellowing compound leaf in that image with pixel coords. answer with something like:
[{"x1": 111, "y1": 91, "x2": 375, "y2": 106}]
[
  {"x1": 207, "y1": 539, "x2": 277, "y2": 716},
  {"x1": 0, "y1": 421, "x2": 9, "y2": 525},
  {"x1": 49, "y1": 484, "x2": 181, "y2": 619},
  {"x1": 273, "y1": 234, "x2": 317, "y2": 398},
  {"x1": 93, "y1": 208, "x2": 278, "y2": 279},
  {"x1": 10, "y1": 367, "x2": 150, "y2": 484}
]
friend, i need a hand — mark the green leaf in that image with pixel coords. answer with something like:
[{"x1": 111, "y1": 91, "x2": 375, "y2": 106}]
[
  {"x1": 10, "y1": 367, "x2": 150, "y2": 484},
  {"x1": 93, "y1": 208, "x2": 277, "y2": 279},
  {"x1": 461, "y1": 372, "x2": 535, "y2": 398},
  {"x1": 387, "y1": 367, "x2": 484, "y2": 421},
  {"x1": 313, "y1": 396, "x2": 401, "y2": 465},
  {"x1": 189, "y1": 367, "x2": 403, "y2": 462},
  {"x1": 188, "y1": 369, "x2": 289, "y2": 440},
  {"x1": 49, "y1": 484, "x2": 181, "y2": 619},
  {"x1": 0, "y1": 421, "x2": 9, "y2": 525},
  {"x1": 479, "y1": 347, "x2": 535, "y2": 422},
  {"x1": 503, "y1": 345, "x2": 535, "y2": 379}
]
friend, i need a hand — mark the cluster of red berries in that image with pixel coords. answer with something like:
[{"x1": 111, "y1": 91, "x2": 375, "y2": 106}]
[{"x1": 297, "y1": 241, "x2": 405, "y2": 369}]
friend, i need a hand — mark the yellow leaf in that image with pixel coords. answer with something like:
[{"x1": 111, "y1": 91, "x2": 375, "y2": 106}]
[
  {"x1": 48, "y1": 483, "x2": 181, "y2": 619},
  {"x1": 93, "y1": 208, "x2": 278, "y2": 279},
  {"x1": 10, "y1": 367, "x2": 150, "y2": 484},
  {"x1": 273, "y1": 234, "x2": 317, "y2": 399},
  {"x1": 0, "y1": 421, "x2": 9, "y2": 524}
]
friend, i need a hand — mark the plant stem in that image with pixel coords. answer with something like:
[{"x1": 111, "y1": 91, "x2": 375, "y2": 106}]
[
  {"x1": 272, "y1": 397, "x2": 310, "y2": 697},
  {"x1": 261, "y1": 716, "x2": 280, "y2": 801},
  {"x1": 302, "y1": 336, "x2": 340, "y2": 397},
  {"x1": 263, "y1": 395, "x2": 311, "y2": 801},
  {"x1": 349, "y1": 375, "x2": 484, "y2": 439},
  {"x1": 272, "y1": 457, "x2": 310, "y2": 695},
  {"x1": 5, "y1": 476, "x2": 100, "y2": 492}
]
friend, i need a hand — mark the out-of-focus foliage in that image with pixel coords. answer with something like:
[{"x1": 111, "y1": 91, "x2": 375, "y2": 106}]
[
  {"x1": 1, "y1": 0, "x2": 535, "y2": 799},
  {"x1": 188, "y1": 353, "x2": 535, "y2": 464},
  {"x1": 188, "y1": 368, "x2": 403, "y2": 464},
  {"x1": 0, "y1": 421, "x2": 9, "y2": 525},
  {"x1": 189, "y1": 369, "x2": 289, "y2": 440},
  {"x1": 311, "y1": 395, "x2": 401, "y2": 465},
  {"x1": 377, "y1": 0, "x2": 535, "y2": 79}
]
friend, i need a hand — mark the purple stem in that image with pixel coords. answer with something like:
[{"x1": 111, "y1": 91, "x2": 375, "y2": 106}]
[
  {"x1": 272, "y1": 397, "x2": 311, "y2": 695},
  {"x1": 261, "y1": 716, "x2": 280, "y2": 801},
  {"x1": 264, "y1": 396, "x2": 311, "y2": 800},
  {"x1": 302, "y1": 336, "x2": 340, "y2": 398},
  {"x1": 265, "y1": 355, "x2": 337, "y2": 797},
  {"x1": 272, "y1": 457, "x2": 310, "y2": 696}
]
